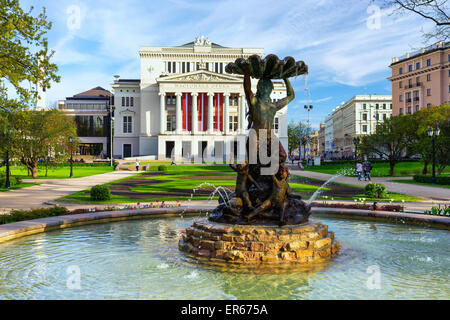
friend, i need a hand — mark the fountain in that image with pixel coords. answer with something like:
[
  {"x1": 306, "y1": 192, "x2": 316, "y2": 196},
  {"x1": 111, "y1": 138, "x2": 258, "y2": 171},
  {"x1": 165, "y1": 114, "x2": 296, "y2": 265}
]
[{"x1": 179, "y1": 54, "x2": 339, "y2": 267}]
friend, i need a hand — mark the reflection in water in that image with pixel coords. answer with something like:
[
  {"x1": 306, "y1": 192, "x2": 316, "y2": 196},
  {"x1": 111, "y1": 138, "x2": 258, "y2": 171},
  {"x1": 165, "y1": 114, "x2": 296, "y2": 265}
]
[{"x1": 0, "y1": 216, "x2": 448, "y2": 299}]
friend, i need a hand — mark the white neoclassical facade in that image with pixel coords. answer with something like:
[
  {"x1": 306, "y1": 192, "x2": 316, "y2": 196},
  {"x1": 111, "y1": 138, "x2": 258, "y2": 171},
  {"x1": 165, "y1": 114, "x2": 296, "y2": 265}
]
[{"x1": 111, "y1": 37, "x2": 288, "y2": 160}]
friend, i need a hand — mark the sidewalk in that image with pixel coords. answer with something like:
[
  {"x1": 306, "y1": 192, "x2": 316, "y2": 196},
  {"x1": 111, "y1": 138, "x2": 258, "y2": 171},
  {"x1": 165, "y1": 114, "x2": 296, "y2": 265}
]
[
  {"x1": 289, "y1": 168, "x2": 450, "y2": 201},
  {"x1": 0, "y1": 171, "x2": 141, "y2": 212}
]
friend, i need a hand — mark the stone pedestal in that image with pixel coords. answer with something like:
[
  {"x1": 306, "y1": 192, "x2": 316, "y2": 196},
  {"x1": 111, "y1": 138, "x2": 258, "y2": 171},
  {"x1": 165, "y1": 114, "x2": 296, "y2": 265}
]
[{"x1": 179, "y1": 219, "x2": 339, "y2": 268}]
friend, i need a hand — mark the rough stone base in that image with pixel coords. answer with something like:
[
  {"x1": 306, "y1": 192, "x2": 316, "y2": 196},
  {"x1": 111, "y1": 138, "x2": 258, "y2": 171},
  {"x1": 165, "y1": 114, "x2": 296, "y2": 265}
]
[{"x1": 178, "y1": 219, "x2": 339, "y2": 268}]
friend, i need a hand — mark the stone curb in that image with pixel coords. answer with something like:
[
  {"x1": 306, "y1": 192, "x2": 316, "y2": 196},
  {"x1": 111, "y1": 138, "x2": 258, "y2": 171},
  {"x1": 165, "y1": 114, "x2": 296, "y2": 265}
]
[
  {"x1": 0, "y1": 206, "x2": 448, "y2": 244},
  {"x1": 311, "y1": 207, "x2": 450, "y2": 229},
  {"x1": 0, "y1": 206, "x2": 212, "y2": 244}
]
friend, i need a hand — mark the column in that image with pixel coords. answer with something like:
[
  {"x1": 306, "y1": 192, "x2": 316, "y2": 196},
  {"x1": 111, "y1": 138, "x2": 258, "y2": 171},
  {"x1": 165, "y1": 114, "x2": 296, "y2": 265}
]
[
  {"x1": 175, "y1": 92, "x2": 182, "y2": 134},
  {"x1": 208, "y1": 93, "x2": 214, "y2": 134},
  {"x1": 159, "y1": 92, "x2": 166, "y2": 134},
  {"x1": 192, "y1": 93, "x2": 198, "y2": 134},
  {"x1": 239, "y1": 95, "x2": 246, "y2": 133},
  {"x1": 224, "y1": 93, "x2": 230, "y2": 135}
]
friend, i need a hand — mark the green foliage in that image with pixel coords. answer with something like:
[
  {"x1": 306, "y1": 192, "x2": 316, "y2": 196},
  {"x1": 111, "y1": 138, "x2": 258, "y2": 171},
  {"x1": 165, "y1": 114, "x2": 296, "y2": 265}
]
[
  {"x1": 158, "y1": 165, "x2": 169, "y2": 172},
  {"x1": 90, "y1": 185, "x2": 111, "y2": 201},
  {"x1": 1, "y1": 206, "x2": 69, "y2": 224},
  {"x1": 0, "y1": 173, "x2": 21, "y2": 186},
  {"x1": 7, "y1": 109, "x2": 78, "y2": 178},
  {"x1": 287, "y1": 121, "x2": 308, "y2": 155},
  {"x1": 364, "y1": 183, "x2": 387, "y2": 199},
  {"x1": 413, "y1": 175, "x2": 450, "y2": 186},
  {"x1": 0, "y1": 0, "x2": 59, "y2": 112},
  {"x1": 424, "y1": 204, "x2": 450, "y2": 216}
]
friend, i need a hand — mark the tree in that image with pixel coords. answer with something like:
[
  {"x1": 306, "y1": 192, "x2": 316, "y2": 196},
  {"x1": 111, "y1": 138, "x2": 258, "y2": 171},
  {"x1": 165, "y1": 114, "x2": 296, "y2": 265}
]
[
  {"x1": 375, "y1": 0, "x2": 450, "y2": 42},
  {"x1": 359, "y1": 116, "x2": 411, "y2": 176},
  {"x1": 9, "y1": 109, "x2": 77, "y2": 178},
  {"x1": 287, "y1": 121, "x2": 308, "y2": 157},
  {"x1": 0, "y1": 0, "x2": 59, "y2": 114}
]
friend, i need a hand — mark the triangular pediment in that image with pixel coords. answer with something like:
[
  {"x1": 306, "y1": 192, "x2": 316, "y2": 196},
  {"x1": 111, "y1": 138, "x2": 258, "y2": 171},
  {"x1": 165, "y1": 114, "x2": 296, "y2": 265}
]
[{"x1": 157, "y1": 70, "x2": 243, "y2": 83}]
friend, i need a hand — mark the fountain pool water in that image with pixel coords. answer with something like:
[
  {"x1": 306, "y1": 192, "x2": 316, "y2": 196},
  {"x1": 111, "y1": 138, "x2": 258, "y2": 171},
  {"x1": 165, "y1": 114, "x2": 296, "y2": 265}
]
[
  {"x1": 306, "y1": 174, "x2": 341, "y2": 207},
  {"x1": 0, "y1": 215, "x2": 448, "y2": 299}
]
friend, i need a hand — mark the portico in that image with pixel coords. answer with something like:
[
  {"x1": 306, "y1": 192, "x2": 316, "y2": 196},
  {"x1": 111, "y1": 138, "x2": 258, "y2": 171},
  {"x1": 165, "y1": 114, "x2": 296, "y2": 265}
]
[{"x1": 156, "y1": 69, "x2": 248, "y2": 160}]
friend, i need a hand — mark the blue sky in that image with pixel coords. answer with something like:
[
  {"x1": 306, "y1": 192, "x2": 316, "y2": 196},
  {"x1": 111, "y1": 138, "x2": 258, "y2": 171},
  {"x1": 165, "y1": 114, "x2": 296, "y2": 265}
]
[{"x1": 23, "y1": 0, "x2": 433, "y2": 129}]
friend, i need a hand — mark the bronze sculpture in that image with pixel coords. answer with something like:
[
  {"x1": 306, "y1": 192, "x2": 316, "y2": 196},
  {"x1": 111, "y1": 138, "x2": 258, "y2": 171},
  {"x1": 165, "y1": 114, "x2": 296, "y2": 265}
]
[{"x1": 210, "y1": 54, "x2": 311, "y2": 226}]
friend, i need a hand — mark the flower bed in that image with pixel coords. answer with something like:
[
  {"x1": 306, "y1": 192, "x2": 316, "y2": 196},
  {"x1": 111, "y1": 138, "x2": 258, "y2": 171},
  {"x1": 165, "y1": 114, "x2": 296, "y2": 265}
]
[{"x1": 311, "y1": 202, "x2": 404, "y2": 212}]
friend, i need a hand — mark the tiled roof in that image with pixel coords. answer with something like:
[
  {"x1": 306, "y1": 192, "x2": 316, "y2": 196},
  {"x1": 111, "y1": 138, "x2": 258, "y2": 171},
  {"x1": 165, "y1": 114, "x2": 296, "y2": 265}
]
[{"x1": 73, "y1": 86, "x2": 112, "y2": 98}]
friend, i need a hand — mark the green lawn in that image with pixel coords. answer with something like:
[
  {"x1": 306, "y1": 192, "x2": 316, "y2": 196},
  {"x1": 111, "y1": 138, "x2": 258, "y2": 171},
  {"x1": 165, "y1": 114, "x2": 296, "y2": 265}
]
[
  {"x1": 389, "y1": 179, "x2": 450, "y2": 189},
  {"x1": 352, "y1": 193, "x2": 422, "y2": 202},
  {"x1": 58, "y1": 164, "x2": 327, "y2": 204},
  {"x1": 303, "y1": 161, "x2": 450, "y2": 177},
  {"x1": 0, "y1": 182, "x2": 40, "y2": 192},
  {"x1": 0, "y1": 165, "x2": 115, "y2": 179}
]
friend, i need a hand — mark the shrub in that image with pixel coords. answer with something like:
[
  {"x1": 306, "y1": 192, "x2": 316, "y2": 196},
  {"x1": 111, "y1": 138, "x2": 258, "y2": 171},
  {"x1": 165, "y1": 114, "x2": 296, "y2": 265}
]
[
  {"x1": 158, "y1": 165, "x2": 169, "y2": 172},
  {"x1": 90, "y1": 185, "x2": 111, "y2": 201},
  {"x1": 413, "y1": 175, "x2": 450, "y2": 185},
  {"x1": 364, "y1": 183, "x2": 387, "y2": 199},
  {"x1": 0, "y1": 174, "x2": 21, "y2": 187},
  {"x1": 1, "y1": 206, "x2": 69, "y2": 224}
]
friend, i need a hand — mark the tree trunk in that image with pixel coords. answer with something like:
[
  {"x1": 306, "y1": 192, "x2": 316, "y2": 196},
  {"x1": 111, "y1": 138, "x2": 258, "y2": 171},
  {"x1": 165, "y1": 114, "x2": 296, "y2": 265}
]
[
  {"x1": 422, "y1": 161, "x2": 428, "y2": 175},
  {"x1": 26, "y1": 163, "x2": 38, "y2": 178},
  {"x1": 437, "y1": 164, "x2": 447, "y2": 175},
  {"x1": 389, "y1": 161, "x2": 395, "y2": 176}
]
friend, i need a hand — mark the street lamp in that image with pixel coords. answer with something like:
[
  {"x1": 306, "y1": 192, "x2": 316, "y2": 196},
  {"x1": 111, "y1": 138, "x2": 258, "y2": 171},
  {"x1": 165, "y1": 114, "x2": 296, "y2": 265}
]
[
  {"x1": 3, "y1": 125, "x2": 12, "y2": 188},
  {"x1": 69, "y1": 136, "x2": 74, "y2": 178},
  {"x1": 353, "y1": 137, "x2": 360, "y2": 168},
  {"x1": 427, "y1": 127, "x2": 440, "y2": 184},
  {"x1": 304, "y1": 105, "x2": 313, "y2": 164}
]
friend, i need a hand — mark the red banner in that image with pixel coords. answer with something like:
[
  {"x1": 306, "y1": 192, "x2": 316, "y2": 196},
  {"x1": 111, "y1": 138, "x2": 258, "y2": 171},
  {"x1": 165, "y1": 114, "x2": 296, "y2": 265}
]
[
  {"x1": 214, "y1": 93, "x2": 224, "y2": 131},
  {"x1": 181, "y1": 93, "x2": 192, "y2": 131},
  {"x1": 197, "y1": 93, "x2": 208, "y2": 131}
]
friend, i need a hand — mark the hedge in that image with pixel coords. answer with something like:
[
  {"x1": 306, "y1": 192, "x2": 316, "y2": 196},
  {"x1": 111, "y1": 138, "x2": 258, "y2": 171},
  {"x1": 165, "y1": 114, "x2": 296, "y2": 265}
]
[
  {"x1": 413, "y1": 175, "x2": 450, "y2": 185},
  {"x1": 1, "y1": 206, "x2": 69, "y2": 224},
  {"x1": 0, "y1": 174, "x2": 21, "y2": 187}
]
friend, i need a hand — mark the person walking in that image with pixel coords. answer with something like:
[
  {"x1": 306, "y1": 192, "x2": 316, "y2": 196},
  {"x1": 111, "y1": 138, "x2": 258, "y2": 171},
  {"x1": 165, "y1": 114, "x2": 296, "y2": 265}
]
[
  {"x1": 355, "y1": 162, "x2": 363, "y2": 181},
  {"x1": 363, "y1": 159, "x2": 372, "y2": 181},
  {"x1": 135, "y1": 159, "x2": 140, "y2": 171}
]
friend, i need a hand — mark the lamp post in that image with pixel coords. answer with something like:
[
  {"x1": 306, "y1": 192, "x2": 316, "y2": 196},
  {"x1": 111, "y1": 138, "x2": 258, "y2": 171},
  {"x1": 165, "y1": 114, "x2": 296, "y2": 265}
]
[
  {"x1": 353, "y1": 136, "x2": 360, "y2": 168},
  {"x1": 427, "y1": 127, "x2": 440, "y2": 184},
  {"x1": 3, "y1": 125, "x2": 12, "y2": 189},
  {"x1": 69, "y1": 136, "x2": 74, "y2": 178},
  {"x1": 304, "y1": 105, "x2": 313, "y2": 164}
]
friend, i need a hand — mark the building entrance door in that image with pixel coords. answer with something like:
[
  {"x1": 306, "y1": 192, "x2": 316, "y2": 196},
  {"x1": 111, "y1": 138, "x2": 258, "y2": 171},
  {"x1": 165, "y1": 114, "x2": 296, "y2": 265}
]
[
  {"x1": 123, "y1": 144, "x2": 132, "y2": 158},
  {"x1": 166, "y1": 141, "x2": 174, "y2": 159}
]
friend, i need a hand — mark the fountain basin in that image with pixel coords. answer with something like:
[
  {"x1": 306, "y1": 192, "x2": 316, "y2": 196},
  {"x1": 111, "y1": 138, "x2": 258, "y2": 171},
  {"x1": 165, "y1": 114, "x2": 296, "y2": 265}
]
[{"x1": 179, "y1": 219, "x2": 339, "y2": 267}]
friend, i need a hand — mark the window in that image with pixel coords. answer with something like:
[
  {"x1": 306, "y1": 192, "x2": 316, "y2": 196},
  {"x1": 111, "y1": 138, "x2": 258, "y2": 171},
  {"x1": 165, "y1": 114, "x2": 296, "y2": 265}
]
[
  {"x1": 182, "y1": 62, "x2": 185, "y2": 73},
  {"x1": 220, "y1": 63, "x2": 223, "y2": 73},
  {"x1": 399, "y1": 108, "x2": 403, "y2": 115},
  {"x1": 126, "y1": 97, "x2": 129, "y2": 107},
  {"x1": 407, "y1": 107, "x2": 411, "y2": 114},
  {"x1": 121, "y1": 97, "x2": 125, "y2": 106},
  {"x1": 229, "y1": 115, "x2": 238, "y2": 131},
  {"x1": 376, "y1": 104, "x2": 379, "y2": 110},
  {"x1": 399, "y1": 81, "x2": 402, "y2": 88},
  {"x1": 362, "y1": 113, "x2": 367, "y2": 121},
  {"x1": 205, "y1": 62, "x2": 209, "y2": 71},
  {"x1": 273, "y1": 117, "x2": 279, "y2": 133},
  {"x1": 75, "y1": 116, "x2": 106, "y2": 137},
  {"x1": 229, "y1": 94, "x2": 239, "y2": 106},
  {"x1": 363, "y1": 103, "x2": 367, "y2": 109},
  {"x1": 448, "y1": 70, "x2": 450, "y2": 77},
  {"x1": 383, "y1": 103, "x2": 386, "y2": 109},
  {"x1": 187, "y1": 62, "x2": 190, "y2": 72},
  {"x1": 427, "y1": 74, "x2": 431, "y2": 81},
  {"x1": 390, "y1": 104, "x2": 392, "y2": 109},
  {"x1": 362, "y1": 125, "x2": 367, "y2": 133},
  {"x1": 416, "y1": 62, "x2": 420, "y2": 69},
  {"x1": 215, "y1": 63, "x2": 219, "y2": 73},
  {"x1": 426, "y1": 59, "x2": 431, "y2": 66},
  {"x1": 166, "y1": 114, "x2": 176, "y2": 132},
  {"x1": 448, "y1": 54, "x2": 450, "y2": 62},
  {"x1": 427, "y1": 103, "x2": 431, "y2": 108},
  {"x1": 415, "y1": 76, "x2": 420, "y2": 85},
  {"x1": 408, "y1": 79, "x2": 412, "y2": 87},
  {"x1": 130, "y1": 97, "x2": 134, "y2": 107},
  {"x1": 123, "y1": 116, "x2": 132, "y2": 133},
  {"x1": 415, "y1": 105, "x2": 419, "y2": 113},
  {"x1": 427, "y1": 88, "x2": 431, "y2": 96},
  {"x1": 448, "y1": 85, "x2": 450, "y2": 93},
  {"x1": 399, "y1": 95, "x2": 403, "y2": 102},
  {"x1": 408, "y1": 64, "x2": 413, "y2": 72},
  {"x1": 383, "y1": 114, "x2": 387, "y2": 120},
  {"x1": 399, "y1": 67, "x2": 403, "y2": 74},
  {"x1": 166, "y1": 95, "x2": 176, "y2": 105},
  {"x1": 168, "y1": 62, "x2": 171, "y2": 73}
]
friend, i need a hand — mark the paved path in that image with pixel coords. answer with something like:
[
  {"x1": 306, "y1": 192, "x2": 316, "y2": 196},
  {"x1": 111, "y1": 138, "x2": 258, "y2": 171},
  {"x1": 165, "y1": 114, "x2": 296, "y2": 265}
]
[
  {"x1": 0, "y1": 171, "x2": 141, "y2": 212},
  {"x1": 289, "y1": 168, "x2": 450, "y2": 201}
]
